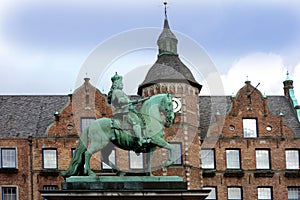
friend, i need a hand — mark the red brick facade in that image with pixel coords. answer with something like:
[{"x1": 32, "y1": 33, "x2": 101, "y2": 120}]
[
  {"x1": 0, "y1": 79, "x2": 299, "y2": 200},
  {"x1": 202, "y1": 81, "x2": 300, "y2": 199}
]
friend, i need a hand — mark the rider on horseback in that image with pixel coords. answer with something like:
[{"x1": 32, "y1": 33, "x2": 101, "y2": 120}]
[{"x1": 107, "y1": 73, "x2": 149, "y2": 147}]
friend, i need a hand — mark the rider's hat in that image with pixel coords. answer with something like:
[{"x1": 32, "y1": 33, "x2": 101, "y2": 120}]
[{"x1": 111, "y1": 72, "x2": 122, "y2": 83}]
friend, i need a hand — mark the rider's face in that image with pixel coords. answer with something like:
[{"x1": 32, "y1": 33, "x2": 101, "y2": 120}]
[{"x1": 117, "y1": 81, "x2": 123, "y2": 89}]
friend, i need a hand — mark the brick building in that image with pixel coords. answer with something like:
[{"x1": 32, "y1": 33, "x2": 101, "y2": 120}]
[{"x1": 1, "y1": 10, "x2": 300, "y2": 200}]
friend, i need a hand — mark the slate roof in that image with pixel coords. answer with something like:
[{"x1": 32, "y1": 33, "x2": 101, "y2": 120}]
[
  {"x1": 137, "y1": 54, "x2": 202, "y2": 95},
  {"x1": 157, "y1": 19, "x2": 178, "y2": 43},
  {"x1": 0, "y1": 95, "x2": 69, "y2": 138},
  {"x1": 199, "y1": 96, "x2": 231, "y2": 139},
  {"x1": 0, "y1": 95, "x2": 299, "y2": 138},
  {"x1": 268, "y1": 96, "x2": 300, "y2": 137}
]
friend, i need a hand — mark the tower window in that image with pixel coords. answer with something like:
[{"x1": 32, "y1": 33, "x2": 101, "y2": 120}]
[
  {"x1": 168, "y1": 143, "x2": 182, "y2": 165},
  {"x1": 243, "y1": 118, "x2": 257, "y2": 138},
  {"x1": 256, "y1": 150, "x2": 270, "y2": 170},
  {"x1": 226, "y1": 149, "x2": 241, "y2": 169}
]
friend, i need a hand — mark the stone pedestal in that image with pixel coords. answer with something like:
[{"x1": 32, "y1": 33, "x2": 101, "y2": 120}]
[{"x1": 40, "y1": 176, "x2": 210, "y2": 200}]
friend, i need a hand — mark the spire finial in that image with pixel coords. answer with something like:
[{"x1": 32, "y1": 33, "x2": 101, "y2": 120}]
[
  {"x1": 286, "y1": 70, "x2": 291, "y2": 81},
  {"x1": 163, "y1": 0, "x2": 168, "y2": 19}
]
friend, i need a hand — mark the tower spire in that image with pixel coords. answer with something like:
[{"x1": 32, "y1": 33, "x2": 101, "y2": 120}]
[{"x1": 157, "y1": 0, "x2": 178, "y2": 56}]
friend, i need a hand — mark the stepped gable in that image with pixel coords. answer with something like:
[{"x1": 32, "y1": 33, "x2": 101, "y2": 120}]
[{"x1": 199, "y1": 95, "x2": 300, "y2": 139}]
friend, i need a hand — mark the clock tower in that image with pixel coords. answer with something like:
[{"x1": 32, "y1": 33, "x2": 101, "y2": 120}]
[{"x1": 137, "y1": 4, "x2": 203, "y2": 189}]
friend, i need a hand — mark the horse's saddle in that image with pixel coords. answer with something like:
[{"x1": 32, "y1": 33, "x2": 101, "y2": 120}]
[
  {"x1": 110, "y1": 116, "x2": 150, "y2": 153},
  {"x1": 111, "y1": 111, "x2": 145, "y2": 130}
]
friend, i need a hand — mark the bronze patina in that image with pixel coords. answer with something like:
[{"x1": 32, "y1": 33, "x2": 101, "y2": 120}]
[{"x1": 61, "y1": 73, "x2": 175, "y2": 178}]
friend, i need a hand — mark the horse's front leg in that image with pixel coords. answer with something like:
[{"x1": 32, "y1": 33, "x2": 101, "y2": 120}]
[
  {"x1": 163, "y1": 143, "x2": 175, "y2": 167},
  {"x1": 147, "y1": 148, "x2": 156, "y2": 176},
  {"x1": 84, "y1": 151, "x2": 96, "y2": 176},
  {"x1": 150, "y1": 136, "x2": 175, "y2": 167}
]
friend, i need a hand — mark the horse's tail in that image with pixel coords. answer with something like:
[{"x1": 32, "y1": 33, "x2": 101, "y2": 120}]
[{"x1": 61, "y1": 127, "x2": 89, "y2": 178}]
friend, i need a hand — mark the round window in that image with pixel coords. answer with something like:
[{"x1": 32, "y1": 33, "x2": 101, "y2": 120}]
[{"x1": 229, "y1": 125, "x2": 235, "y2": 131}]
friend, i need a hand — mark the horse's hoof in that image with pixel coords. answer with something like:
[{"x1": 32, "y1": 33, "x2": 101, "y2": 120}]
[
  {"x1": 163, "y1": 160, "x2": 174, "y2": 167},
  {"x1": 116, "y1": 171, "x2": 125, "y2": 176},
  {"x1": 89, "y1": 171, "x2": 97, "y2": 177}
]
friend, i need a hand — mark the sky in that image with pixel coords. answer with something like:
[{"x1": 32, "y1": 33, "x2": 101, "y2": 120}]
[{"x1": 0, "y1": 0, "x2": 300, "y2": 103}]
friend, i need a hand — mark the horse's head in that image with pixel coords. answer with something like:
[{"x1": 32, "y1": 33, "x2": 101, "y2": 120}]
[{"x1": 160, "y1": 93, "x2": 175, "y2": 127}]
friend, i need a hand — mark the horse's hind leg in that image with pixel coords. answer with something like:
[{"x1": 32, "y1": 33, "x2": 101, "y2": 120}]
[
  {"x1": 85, "y1": 138, "x2": 110, "y2": 176},
  {"x1": 101, "y1": 144, "x2": 124, "y2": 176}
]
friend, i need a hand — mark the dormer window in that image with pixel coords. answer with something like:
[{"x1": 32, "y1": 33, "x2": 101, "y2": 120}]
[{"x1": 243, "y1": 118, "x2": 257, "y2": 138}]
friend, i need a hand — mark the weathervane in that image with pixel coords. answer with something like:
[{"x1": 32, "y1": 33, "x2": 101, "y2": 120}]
[{"x1": 163, "y1": 0, "x2": 168, "y2": 19}]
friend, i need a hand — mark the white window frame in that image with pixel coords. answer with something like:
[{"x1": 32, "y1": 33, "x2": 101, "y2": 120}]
[
  {"x1": 257, "y1": 187, "x2": 272, "y2": 200},
  {"x1": 201, "y1": 149, "x2": 215, "y2": 169},
  {"x1": 2, "y1": 186, "x2": 18, "y2": 200},
  {"x1": 285, "y1": 150, "x2": 299, "y2": 170},
  {"x1": 243, "y1": 118, "x2": 257, "y2": 138},
  {"x1": 43, "y1": 185, "x2": 58, "y2": 190},
  {"x1": 129, "y1": 151, "x2": 144, "y2": 169},
  {"x1": 288, "y1": 187, "x2": 300, "y2": 200},
  {"x1": 1, "y1": 148, "x2": 17, "y2": 168},
  {"x1": 226, "y1": 149, "x2": 241, "y2": 169},
  {"x1": 42, "y1": 149, "x2": 58, "y2": 169},
  {"x1": 228, "y1": 187, "x2": 242, "y2": 200},
  {"x1": 203, "y1": 186, "x2": 217, "y2": 200},
  {"x1": 256, "y1": 150, "x2": 270, "y2": 170}
]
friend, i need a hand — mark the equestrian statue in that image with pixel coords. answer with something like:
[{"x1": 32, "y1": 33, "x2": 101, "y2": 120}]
[{"x1": 61, "y1": 73, "x2": 175, "y2": 178}]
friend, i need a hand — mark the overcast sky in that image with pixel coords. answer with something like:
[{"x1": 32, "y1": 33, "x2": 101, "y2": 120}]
[{"x1": 0, "y1": 0, "x2": 300, "y2": 102}]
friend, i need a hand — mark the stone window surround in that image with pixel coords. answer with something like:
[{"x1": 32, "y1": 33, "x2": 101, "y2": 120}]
[
  {"x1": 0, "y1": 148, "x2": 17, "y2": 169},
  {"x1": 42, "y1": 148, "x2": 58, "y2": 169},
  {"x1": 201, "y1": 148, "x2": 215, "y2": 170},
  {"x1": 226, "y1": 149, "x2": 241, "y2": 170},
  {"x1": 255, "y1": 149, "x2": 271, "y2": 170}
]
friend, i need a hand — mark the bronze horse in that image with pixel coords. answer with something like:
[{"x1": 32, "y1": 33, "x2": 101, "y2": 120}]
[{"x1": 61, "y1": 93, "x2": 175, "y2": 177}]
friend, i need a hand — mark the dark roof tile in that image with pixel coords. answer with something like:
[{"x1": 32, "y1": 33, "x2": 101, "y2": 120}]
[{"x1": 0, "y1": 95, "x2": 69, "y2": 138}]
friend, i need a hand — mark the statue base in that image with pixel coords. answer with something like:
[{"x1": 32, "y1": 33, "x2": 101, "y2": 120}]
[
  {"x1": 40, "y1": 176, "x2": 210, "y2": 200},
  {"x1": 62, "y1": 176, "x2": 185, "y2": 190}
]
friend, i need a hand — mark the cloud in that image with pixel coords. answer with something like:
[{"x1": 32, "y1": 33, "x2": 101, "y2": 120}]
[{"x1": 221, "y1": 52, "x2": 287, "y2": 97}]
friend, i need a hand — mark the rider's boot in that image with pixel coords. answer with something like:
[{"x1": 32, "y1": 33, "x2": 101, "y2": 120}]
[{"x1": 133, "y1": 124, "x2": 143, "y2": 147}]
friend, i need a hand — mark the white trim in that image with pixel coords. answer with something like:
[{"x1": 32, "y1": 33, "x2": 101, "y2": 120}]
[{"x1": 1, "y1": 185, "x2": 18, "y2": 200}]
